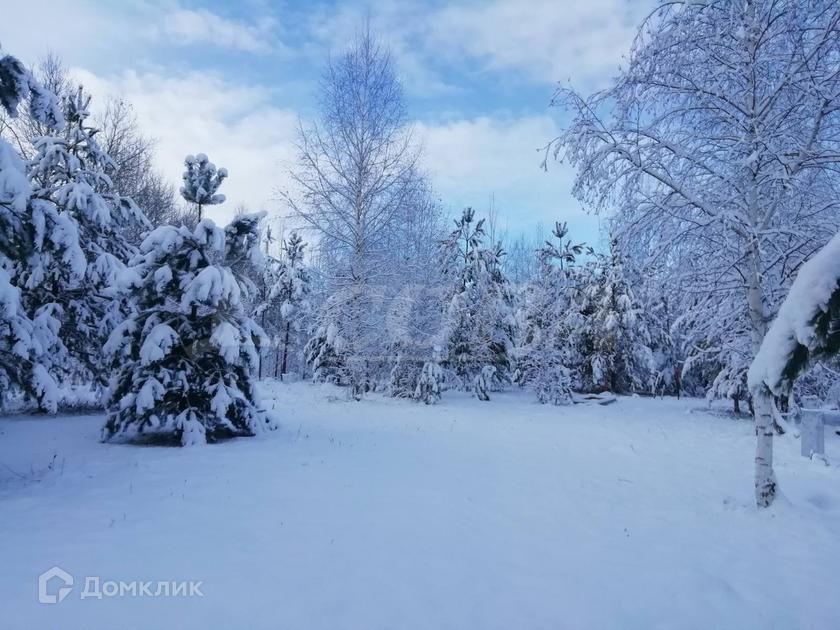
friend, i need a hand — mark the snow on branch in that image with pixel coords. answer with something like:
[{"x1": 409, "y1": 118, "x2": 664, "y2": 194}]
[{"x1": 749, "y1": 233, "x2": 840, "y2": 396}]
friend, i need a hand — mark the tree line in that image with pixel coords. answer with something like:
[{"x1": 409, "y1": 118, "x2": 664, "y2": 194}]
[{"x1": 2, "y1": 1, "x2": 840, "y2": 460}]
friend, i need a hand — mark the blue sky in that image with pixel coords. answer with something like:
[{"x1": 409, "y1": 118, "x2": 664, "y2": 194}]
[{"x1": 5, "y1": 0, "x2": 650, "y2": 244}]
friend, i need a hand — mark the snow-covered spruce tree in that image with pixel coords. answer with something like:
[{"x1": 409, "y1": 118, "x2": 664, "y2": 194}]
[
  {"x1": 642, "y1": 294, "x2": 681, "y2": 398},
  {"x1": 303, "y1": 312, "x2": 347, "y2": 386},
  {"x1": 516, "y1": 221, "x2": 590, "y2": 404},
  {"x1": 1, "y1": 55, "x2": 178, "y2": 242},
  {"x1": 180, "y1": 153, "x2": 227, "y2": 221},
  {"x1": 576, "y1": 246, "x2": 654, "y2": 394},
  {"x1": 441, "y1": 208, "x2": 515, "y2": 390},
  {"x1": 257, "y1": 231, "x2": 311, "y2": 380},
  {"x1": 552, "y1": 0, "x2": 840, "y2": 401},
  {"x1": 384, "y1": 289, "x2": 448, "y2": 399},
  {"x1": 0, "y1": 49, "x2": 64, "y2": 410},
  {"x1": 749, "y1": 233, "x2": 840, "y2": 507},
  {"x1": 483, "y1": 241, "x2": 517, "y2": 388},
  {"x1": 0, "y1": 52, "x2": 63, "y2": 130},
  {"x1": 250, "y1": 221, "x2": 279, "y2": 379},
  {"x1": 534, "y1": 359, "x2": 573, "y2": 406},
  {"x1": 24, "y1": 86, "x2": 149, "y2": 387},
  {"x1": 473, "y1": 365, "x2": 497, "y2": 402},
  {"x1": 414, "y1": 360, "x2": 443, "y2": 404},
  {"x1": 387, "y1": 345, "x2": 423, "y2": 398},
  {"x1": 102, "y1": 212, "x2": 276, "y2": 446}
]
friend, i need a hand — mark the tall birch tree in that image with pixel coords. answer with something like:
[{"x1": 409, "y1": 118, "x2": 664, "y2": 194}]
[{"x1": 282, "y1": 28, "x2": 421, "y2": 398}]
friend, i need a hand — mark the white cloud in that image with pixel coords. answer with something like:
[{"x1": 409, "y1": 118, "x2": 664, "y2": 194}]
[
  {"x1": 1, "y1": 0, "x2": 136, "y2": 66},
  {"x1": 301, "y1": 0, "x2": 652, "y2": 93},
  {"x1": 298, "y1": 1, "x2": 459, "y2": 96},
  {"x1": 72, "y1": 67, "x2": 299, "y2": 225},
  {"x1": 71, "y1": 64, "x2": 599, "y2": 241},
  {"x1": 427, "y1": 0, "x2": 651, "y2": 85},
  {"x1": 150, "y1": 9, "x2": 280, "y2": 54},
  {"x1": 5, "y1": 0, "x2": 621, "y2": 240},
  {"x1": 416, "y1": 116, "x2": 600, "y2": 240},
  {"x1": 4, "y1": 2, "x2": 284, "y2": 69}
]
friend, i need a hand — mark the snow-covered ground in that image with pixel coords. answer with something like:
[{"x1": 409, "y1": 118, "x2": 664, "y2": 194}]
[{"x1": 2, "y1": 382, "x2": 839, "y2": 630}]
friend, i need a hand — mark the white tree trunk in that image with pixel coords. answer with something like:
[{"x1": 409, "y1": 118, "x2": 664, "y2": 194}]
[
  {"x1": 746, "y1": 244, "x2": 767, "y2": 353},
  {"x1": 754, "y1": 386, "x2": 776, "y2": 507},
  {"x1": 747, "y1": 245, "x2": 778, "y2": 507}
]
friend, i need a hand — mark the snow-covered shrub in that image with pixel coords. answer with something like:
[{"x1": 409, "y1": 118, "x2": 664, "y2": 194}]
[
  {"x1": 304, "y1": 287, "x2": 386, "y2": 399},
  {"x1": 102, "y1": 213, "x2": 277, "y2": 446},
  {"x1": 534, "y1": 363, "x2": 573, "y2": 406},
  {"x1": 705, "y1": 355, "x2": 751, "y2": 414},
  {"x1": 414, "y1": 361, "x2": 443, "y2": 404},
  {"x1": 346, "y1": 355, "x2": 371, "y2": 401},
  {"x1": 388, "y1": 353, "x2": 422, "y2": 398},
  {"x1": 793, "y1": 361, "x2": 840, "y2": 408},
  {"x1": 473, "y1": 365, "x2": 497, "y2": 402}
]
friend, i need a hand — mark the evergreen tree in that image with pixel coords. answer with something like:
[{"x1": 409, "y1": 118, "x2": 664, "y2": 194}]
[
  {"x1": 24, "y1": 86, "x2": 149, "y2": 386},
  {"x1": 516, "y1": 222, "x2": 589, "y2": 404},
  {"x1": 577, "y1": 246, "x2": 654, "y2": 394},
  {"x1": 643, "y1": 295, "x2": 681, "y2": 398},
  {"x1": 303, "y1": 278, "x2": 374, "y2": 399},
  {"x1": 262, "y1": 231, "x2": 310, "y2": 379},
  {"x1": 0, "y1": 52, "x2": 63, "y2": 129},
  {"x1": 441, "y1": 208, "x2": 515, "y2": 390},
  {"x1": 533, "y1": 359, "x2": 573, "y2": 406},
  {"x1": 180, "y1": 153, "x2": 227, "y2": 220},
  {"x1": 473, "y1": 365, "x2": 497, "y2": 401},
  {"x1": 414, "y1": 360, "x2": 443, "y2": 404},
  {"x1": 387, "y1": 347, "x2": 423, "y2": 398},
  {"x1": 303, "y1": 314, "x2": 347, "y2": 386},
  {"x1": 103, "y1": 213, "x2": 276, "y2": 446},
  {"x1": 0, "y1": 49, "x2": 64, "y2": 410},
  {"x1": 254, "y1": 227, "x2": 308, "y2": 380}
]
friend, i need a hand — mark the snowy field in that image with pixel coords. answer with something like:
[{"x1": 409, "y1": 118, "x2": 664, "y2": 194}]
[{"x1": 2, "y1": 382, "x2": 840, "y2": 630}]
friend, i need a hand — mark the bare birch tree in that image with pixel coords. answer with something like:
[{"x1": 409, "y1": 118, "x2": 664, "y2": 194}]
[{"x1": 281, "y1": 28, "x2": 423, "y2": 397}]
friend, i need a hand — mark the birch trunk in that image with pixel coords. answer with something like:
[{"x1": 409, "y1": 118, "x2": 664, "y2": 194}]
[
  {"x1": 754, "y1": 386, "x2": 776, "y2": 507},
  {"x1": 747, "y1": 245, "x2": 777, "y2": 507}
]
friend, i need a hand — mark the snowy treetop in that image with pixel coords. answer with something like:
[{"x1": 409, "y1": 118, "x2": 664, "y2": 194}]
[
  {"x1": 0, "y1": 53, "x2": 64, "y2": 128},
  {"x1": 180, "y1": 153, "x2": 228, "y2": 208}
]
